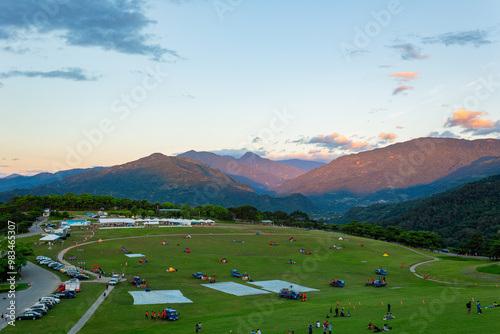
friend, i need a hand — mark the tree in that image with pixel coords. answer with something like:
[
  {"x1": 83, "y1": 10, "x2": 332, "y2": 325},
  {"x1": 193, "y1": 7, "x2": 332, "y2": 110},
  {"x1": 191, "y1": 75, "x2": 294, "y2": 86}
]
[
  {"x1": 0, "y1": 240, "x2": 34, "y2": 281},
  {"x1": 130, "y1": 206, "x2": 138, "y2": 218},
  {"x1": 489, "y1": 240, "x2": 500, "y2": 260}
]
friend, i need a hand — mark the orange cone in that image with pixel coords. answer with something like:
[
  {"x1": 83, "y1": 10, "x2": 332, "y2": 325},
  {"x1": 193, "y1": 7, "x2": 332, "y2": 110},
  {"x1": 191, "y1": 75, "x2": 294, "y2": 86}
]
[
  {"x1": 472, "y1": 298, "x2": 474, "y2": 302},
  {"x1": 337, "y1": 301, "x2": 339, "y2": 305},
  {"x1": 422, "y1": 300, "x2": 425, "y2": 304},
  {"x1": 359, "y1": 302, "x2": 361, "y2": 306},
  {"x1": 400, "y1": 301, "x2": 403, "y2": 305},
  {"x1": 353, "y1": 306, "x2": 356, "y2": 310},
  {"x1": 348, "y1": 302, "x2": 351, "y2": 306},
  {"x1": 381, "y1": 302, "x2": 384, "y2": 306},
  {"x1": 475, "y1": 283, "x2": 477, "y2": 286}
]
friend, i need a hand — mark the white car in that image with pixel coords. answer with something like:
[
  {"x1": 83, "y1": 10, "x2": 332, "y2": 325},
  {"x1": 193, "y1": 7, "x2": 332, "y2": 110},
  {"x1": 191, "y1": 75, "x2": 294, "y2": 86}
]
[
  {"x1": 109, "y1": 278, "x2": 118, "y2": 286},
  {"x1": 40, "y1": 296, "x2": 60, "y2": 304}
]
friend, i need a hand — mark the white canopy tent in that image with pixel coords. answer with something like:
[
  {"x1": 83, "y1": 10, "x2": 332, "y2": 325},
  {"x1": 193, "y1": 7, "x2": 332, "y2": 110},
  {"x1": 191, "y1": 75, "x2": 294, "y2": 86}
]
[{"x1": 39, "y1": 234, "x2": 60, "y2": 241}]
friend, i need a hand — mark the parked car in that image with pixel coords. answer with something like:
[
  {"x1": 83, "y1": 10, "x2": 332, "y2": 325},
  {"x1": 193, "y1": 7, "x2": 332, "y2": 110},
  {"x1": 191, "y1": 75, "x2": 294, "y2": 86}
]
[
  {"x1": 16, "y1": 312, "x2": 42, "y2": 320},
  {"x1": 48, "y1": 262, "x2": 61, "y2": 268},
  {"x1": 68, "y1": 278, "x2": 80, "y2": 283},
  {"x1": 109, "y1": 278, "x2": 118, "y2": 286},
  {"x1": 52, "y1": 290, "x2": 76, "y2": 299},
  {"x1": 25, "y1": 304, "x2": 47, "y2": 312},
  {"x1": 74, "y1": 274, "x2": 89, "y2": 280},
  {"x1": 24, "y1": 307, "x2": 47, "y2": 315},
  {"x1": 37, "y1": 301, "x2": 53, "y2": 309},
  {"x1": 40, "y1": 296, "x2": 60, "y2": 304}
]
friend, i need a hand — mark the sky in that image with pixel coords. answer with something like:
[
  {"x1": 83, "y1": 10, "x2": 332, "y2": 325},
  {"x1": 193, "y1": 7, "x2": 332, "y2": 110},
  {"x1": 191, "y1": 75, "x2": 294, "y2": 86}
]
[{"x1": 1, "y1": 0, "x2": 499, "y2": 177}]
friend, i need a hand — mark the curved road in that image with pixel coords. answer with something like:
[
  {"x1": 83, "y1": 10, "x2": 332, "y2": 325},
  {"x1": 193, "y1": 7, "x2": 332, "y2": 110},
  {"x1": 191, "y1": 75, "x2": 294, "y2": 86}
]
[{"x1": 0, "y1": 261, "x2": 61, "y2": 330}]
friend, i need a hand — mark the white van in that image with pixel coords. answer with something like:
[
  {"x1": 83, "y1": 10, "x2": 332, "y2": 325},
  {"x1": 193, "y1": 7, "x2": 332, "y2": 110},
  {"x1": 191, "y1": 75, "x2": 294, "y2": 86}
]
[
  {"x1": 29, "y1": 303, "x2": 48, "y2": 311},
  {"x1": 40, "y1": 296, "x2": 60, "y2": 304}
]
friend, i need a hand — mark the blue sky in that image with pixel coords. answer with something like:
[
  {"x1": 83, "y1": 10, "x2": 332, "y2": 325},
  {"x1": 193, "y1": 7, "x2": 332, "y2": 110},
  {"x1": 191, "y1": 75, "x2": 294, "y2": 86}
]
[{"x1": 1, "y1": 0, "x2": 499, "y2": 176}]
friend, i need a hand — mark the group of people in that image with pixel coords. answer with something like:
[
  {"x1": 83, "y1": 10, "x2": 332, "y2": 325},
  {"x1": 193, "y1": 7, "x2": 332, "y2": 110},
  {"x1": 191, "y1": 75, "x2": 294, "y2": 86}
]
[
  {"x1": 307, "y1": 321, "x2": 333, "y2": 334},
  {"x1": 329, "y1": 306, "x2": 349, "y2": 317},
  {"x1": 145, "y1": 310, "x2": 172, "y2": 320},
  {"x1": 367, "y1": 323, "x2": 392, "y2": 332}
]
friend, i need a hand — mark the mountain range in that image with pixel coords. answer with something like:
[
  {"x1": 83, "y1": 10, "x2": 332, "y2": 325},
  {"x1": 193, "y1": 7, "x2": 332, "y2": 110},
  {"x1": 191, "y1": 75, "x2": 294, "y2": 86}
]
[
  {"x1": 177, "y1": 151, "x2": 306, "y2": 193},
  {"x1": 0, "y1": 154, "x2": 315, "y2": 213},
  {"x1": 274, "y1": 138, "x2": 500, "y2": 211},
  {"x1": 0, "y1": 137, "x2": 499, "y2": 213},
  {"x1": 0, "y1": 167, "x2": 107, "y2": 193}
]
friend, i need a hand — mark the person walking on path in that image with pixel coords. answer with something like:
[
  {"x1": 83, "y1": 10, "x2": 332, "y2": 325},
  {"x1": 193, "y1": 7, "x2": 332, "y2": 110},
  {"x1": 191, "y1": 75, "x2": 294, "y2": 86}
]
[
  {"x1": 466, "y1": 301, "x2": 471, "y2": 314},
  {"x1": 387, "y1": 303, "x2": 391, "y2": 313},
  {"x1": 477, "y1": 301, "x2": 481, "y2": 314},
  {"x1": 106, "y1": 284, "x2": 108, "y2": 290}
]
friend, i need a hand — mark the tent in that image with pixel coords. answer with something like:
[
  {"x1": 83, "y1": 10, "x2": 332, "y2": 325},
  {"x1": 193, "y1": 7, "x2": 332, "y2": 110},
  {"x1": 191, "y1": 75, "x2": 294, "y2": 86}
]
[
  {"x1": 39, "y1": 234, "x2": 60, "y2": 241},
  {"x1": 338, "y1": 237, "x2": 343, "y2": 241},
  {"x1": 98, "y1": 239, "x2": 103, "y2": 243},
  {"x1": 383, "y1": 253, "x2": 389, "y2": 257}
]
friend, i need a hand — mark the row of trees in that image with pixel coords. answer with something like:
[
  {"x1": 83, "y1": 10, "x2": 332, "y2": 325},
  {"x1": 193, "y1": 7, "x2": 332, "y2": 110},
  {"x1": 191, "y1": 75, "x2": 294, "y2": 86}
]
[{"x1": 4, "y1": 194, "x2": 498, "y2": 257}]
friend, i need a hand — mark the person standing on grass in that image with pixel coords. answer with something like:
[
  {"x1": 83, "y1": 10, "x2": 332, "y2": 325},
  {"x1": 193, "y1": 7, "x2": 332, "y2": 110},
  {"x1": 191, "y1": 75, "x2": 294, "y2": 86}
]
[
  {"x1": 387, "y1": 302, "x2": 391, "y2": 313},
  {"x1": 308, "y1": 324, "x2": 313, "y2": 334},
  {"x1": 328, "y1": 323, "x2": 332, "y2": 334},
  {"x1": 145, "y1": 311, "x2": 148, "y2": 319},
  {"x1": 466, "y1": 301, "x2": 471, "y2": 314},
  {"x1": 477, "y1": 301, "x2": 481, "y2": 314}
]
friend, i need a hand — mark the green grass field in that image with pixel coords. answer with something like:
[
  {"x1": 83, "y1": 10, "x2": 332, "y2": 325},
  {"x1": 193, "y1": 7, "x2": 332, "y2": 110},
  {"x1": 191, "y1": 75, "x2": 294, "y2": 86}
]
[{"x1": 12, "y1": 224, "x2": 500, "y2": 333}]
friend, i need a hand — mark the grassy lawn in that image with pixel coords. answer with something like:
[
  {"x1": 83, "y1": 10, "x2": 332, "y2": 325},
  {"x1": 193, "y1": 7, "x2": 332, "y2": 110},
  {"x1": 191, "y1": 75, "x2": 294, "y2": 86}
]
[
  {"x1": 476, "y1": 263, "x2": 500, "y2": 275},
  {"x1": 415, "y1": 254, "x2": 498, "y2": 284},
  {"x1": 13, "y1": 224, "x2": 500, "y2": 333},
  {"x1": 0, "y1": 283, "x2": 29, "y2": 292}
]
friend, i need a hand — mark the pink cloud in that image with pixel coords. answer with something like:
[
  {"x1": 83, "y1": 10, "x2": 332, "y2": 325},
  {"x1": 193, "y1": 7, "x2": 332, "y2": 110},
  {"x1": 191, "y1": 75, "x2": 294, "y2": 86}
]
[
  {"x1": 308, "y1": 132, "x2": 371, "y2": 150},
  {"x1": 266, "y1": 151, "x2": 336, "y2": 162},
  {"x1": 389, "y1": 71, "x2": 420, "y2": 81},
  {"x1": 393, "y1": 85, "x2": 414, "y2": 95},
  {"x1": 378, "y1": 132, "x2": 397, "y2": 141},
  {"x1": 445, "y1": 108, "x2": 499, "y2": 133}
]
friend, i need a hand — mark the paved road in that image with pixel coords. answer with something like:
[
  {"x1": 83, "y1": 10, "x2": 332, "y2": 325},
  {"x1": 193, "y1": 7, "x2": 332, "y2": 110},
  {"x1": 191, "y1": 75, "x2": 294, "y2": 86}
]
[
  {"x1": 16, "y1": 218, "x2": 47, "y2": 239},
  {"x1": 0, "y1": 261, "x2": 61, "y2": 330}
]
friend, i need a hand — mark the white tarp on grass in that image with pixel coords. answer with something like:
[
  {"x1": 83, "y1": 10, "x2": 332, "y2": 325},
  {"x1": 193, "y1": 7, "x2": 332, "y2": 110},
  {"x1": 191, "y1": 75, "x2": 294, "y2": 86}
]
[
  {"x1": 201, "y1": 282, "x2": 270, "y2": 296},
  {"x1": 247, "y1": 280, "x2": 319, "y2": 293},
  {"x1": 125, "y1": 254, "x2": 146, "y2": 258},
  {"x1": 128, "y1": 290, "x2": 193, "y2": 305}
]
